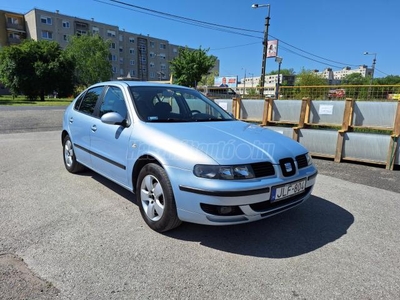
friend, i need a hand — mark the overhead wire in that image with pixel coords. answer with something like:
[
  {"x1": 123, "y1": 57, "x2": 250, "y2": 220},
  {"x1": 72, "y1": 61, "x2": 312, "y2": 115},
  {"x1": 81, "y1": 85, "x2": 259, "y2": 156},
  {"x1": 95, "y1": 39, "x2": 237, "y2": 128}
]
[{"x1": 97, "y1": 0, "x2": 369, "y2": 70}]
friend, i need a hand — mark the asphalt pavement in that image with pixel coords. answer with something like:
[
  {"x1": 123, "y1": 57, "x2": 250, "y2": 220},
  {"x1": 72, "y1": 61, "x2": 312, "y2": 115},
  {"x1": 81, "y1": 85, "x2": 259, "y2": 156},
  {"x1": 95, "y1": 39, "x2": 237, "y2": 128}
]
[{"x1": 1, "y1": 106, "x2": 400, "y2": 299}]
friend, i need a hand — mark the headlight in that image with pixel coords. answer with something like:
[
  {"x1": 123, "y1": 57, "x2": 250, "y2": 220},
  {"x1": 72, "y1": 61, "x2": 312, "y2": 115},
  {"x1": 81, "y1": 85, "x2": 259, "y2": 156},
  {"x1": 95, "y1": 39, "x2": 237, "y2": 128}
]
[
  {"x1": 193, "y1": 164, "x2": 255, "y2": 180},
  {"x1": 305, "y1": 153, "x2": 313, "y2": 166}
]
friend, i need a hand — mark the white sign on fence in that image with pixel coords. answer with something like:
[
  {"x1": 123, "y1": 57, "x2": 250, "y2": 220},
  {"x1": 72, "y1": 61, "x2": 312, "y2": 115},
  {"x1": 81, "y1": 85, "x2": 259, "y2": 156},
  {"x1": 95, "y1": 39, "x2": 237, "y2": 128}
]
[{"x1": 318, "y1": 104, "x2": 334, "y2": 115}]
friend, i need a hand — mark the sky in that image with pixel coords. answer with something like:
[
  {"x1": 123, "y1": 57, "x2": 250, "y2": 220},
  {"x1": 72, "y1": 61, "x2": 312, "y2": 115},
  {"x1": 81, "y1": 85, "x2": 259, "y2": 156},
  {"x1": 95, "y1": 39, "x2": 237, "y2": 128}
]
[{"x1": 2, "y1": 0, "x2": 400, "y2": 79}]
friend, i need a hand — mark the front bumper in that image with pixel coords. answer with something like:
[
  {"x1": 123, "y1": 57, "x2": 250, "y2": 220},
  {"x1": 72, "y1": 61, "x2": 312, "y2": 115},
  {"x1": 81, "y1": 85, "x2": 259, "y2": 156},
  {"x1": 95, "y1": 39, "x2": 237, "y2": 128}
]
[{"x1": 167, "y1": 165, "x2": 318, "y2": 226}]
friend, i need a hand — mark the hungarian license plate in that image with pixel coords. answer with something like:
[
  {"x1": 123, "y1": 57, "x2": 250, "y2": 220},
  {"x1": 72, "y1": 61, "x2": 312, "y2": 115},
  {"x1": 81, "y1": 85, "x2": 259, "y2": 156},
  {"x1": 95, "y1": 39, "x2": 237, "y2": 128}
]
[{"x1": 271, "y1": 179, "x2": 306, "y2": 202}]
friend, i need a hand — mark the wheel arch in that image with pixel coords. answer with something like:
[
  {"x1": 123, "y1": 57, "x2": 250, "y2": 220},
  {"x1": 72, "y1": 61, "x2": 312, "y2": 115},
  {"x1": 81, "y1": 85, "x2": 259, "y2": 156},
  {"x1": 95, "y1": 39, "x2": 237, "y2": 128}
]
[
  {"x1": 132, "y1": 155, "x2": 162, "y2": 193},
  {"x1": 61, "y1": 130, "x2": 69, "y2": 145}
]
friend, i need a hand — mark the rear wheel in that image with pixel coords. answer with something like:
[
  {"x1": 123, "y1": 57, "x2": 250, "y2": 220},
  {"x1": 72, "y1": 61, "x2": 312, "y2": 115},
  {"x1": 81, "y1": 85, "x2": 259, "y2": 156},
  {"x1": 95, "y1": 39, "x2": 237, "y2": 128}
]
[
  {"x1": 63, "y1": 135, "x2": 85, "y2": 173},
  {"x1": 137, "y1": 163, "x2": 181, "y2": 232}
]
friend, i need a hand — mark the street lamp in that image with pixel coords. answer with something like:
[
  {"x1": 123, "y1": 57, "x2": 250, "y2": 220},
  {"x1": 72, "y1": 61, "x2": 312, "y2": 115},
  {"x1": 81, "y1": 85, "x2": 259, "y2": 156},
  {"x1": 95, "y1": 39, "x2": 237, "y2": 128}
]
[
  {"x1": 252, "y1": 3, "x2": 271, "y2": 97},
  {"x1": 249, "y1": 73, "x2": 254, "y2": 87},
  {"x1": 275, "y1": 56, "x2": 283, "y2": 99},
  {"x1": 364, "y1": 52, "x2": 377, "y2": 99},
  {"x1": 363, "y1": 52, "x2": 377, "y2": 85},
  {"x1": 242, "y1": 68, "x2": 247, "y2": 95}
]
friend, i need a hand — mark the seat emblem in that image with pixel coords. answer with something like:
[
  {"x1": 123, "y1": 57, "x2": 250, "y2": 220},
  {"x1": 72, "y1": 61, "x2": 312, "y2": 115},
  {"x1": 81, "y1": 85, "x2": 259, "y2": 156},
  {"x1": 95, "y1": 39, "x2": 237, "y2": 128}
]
[{"x1": 284, "y1": 162, "x2": 292, "y2": 172}]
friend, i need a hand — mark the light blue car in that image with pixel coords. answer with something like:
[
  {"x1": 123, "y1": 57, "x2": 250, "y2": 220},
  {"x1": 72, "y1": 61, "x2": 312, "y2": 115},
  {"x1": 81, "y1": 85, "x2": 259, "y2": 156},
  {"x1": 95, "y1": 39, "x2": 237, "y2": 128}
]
[{"x1": 62, "y1": 81, "x2": 318, "y2": 232}]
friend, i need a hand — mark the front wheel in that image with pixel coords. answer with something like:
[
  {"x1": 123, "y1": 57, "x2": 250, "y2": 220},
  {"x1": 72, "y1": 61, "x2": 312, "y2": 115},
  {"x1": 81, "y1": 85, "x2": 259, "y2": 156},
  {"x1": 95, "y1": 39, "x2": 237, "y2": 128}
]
[
  {"x1": 137, "y1": 163, "x2": 181, "y2": 232},
  {"x1": 63, "y1": 135, "x2": 85, "y2": 173}
]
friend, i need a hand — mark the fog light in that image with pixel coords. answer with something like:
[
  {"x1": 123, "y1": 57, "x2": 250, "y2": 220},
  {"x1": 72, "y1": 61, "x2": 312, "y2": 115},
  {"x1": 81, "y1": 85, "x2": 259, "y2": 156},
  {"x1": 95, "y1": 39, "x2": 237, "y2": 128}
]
[{"x1": 217, "y1": 206, "x2": 233, "y2": 215}]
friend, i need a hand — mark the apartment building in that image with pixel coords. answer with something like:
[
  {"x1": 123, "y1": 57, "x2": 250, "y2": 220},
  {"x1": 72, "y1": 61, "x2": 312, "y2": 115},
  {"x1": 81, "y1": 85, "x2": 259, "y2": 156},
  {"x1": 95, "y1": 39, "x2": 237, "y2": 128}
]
[
  {"x1": 0, "y1": 10, "x2": 25, "y2": 46},
  {"x1": 316, "y1": 65, "x2": 374, "y2": 83},
  {"x1": 237, "y1": 74, "x2": 295, "y2": 95},
  {"x1": 1, "y1": 8, "x2": 213, "y2": 81}
]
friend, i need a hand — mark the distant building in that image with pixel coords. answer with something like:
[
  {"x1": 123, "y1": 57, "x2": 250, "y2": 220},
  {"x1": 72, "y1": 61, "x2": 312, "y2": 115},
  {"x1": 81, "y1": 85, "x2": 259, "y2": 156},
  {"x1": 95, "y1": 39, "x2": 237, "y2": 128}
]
[
  {"x1": 237, "y1": 74, "x2": 295, "y2": 95},
  {"x1": 0, "y1": 8, "x2": 220, "y2": 81},
  {"x1": 315, "y1": 65, "x2": 374, "y2": 84}
]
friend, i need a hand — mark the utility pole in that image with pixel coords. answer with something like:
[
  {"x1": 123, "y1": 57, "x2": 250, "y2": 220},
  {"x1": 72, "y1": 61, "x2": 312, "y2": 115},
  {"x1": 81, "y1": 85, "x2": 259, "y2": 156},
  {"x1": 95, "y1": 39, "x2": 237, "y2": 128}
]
[{"x1": 252, "y1": 4, "x2": 271, "y2": 97}]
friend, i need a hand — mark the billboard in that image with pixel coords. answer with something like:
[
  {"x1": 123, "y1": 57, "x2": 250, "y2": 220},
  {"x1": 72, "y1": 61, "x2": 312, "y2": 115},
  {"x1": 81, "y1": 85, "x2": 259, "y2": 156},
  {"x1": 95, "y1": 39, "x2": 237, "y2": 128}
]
[
  {"x1": 267, "y1": 40, "x2": 278, "y2": 58},
  {"x1": 214, "y1": 76, "x2": 238, "y2": 88}
]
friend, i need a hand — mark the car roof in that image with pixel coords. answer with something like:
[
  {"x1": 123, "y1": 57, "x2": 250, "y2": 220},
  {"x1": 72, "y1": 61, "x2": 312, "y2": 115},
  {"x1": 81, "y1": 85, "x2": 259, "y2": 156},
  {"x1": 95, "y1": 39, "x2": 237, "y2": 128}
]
[{"x1": 95, "y1": 80, "x2": 189, "y2": 89}]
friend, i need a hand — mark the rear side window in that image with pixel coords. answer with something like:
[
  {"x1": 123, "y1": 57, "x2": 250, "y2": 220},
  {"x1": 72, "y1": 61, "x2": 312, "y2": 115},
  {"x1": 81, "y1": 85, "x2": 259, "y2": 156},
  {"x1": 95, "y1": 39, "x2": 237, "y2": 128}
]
[{"x1": 76, "y1": 86, "x2": 104, "y2": 115}]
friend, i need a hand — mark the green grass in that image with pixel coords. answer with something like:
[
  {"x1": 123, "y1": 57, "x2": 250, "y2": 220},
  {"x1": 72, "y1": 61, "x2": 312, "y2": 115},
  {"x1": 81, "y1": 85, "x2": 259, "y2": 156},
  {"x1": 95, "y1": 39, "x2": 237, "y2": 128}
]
[{"x1": 0, "y1": 95, "x2": 73, "y2": 106}]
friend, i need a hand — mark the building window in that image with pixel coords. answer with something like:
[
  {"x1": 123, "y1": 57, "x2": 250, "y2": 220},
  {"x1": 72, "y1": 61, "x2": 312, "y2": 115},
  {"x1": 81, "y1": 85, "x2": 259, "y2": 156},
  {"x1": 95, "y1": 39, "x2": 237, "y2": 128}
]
[
  {"x1": 141, "y1": 57, "x2": 146, "y2": 63},
  {"x1": 150, "y1": 62, "x2": 155, "y2": 68},
  {"x1": 119, "y1": 35, "x2": 123, "y2": 42},
  {"x1": 159, "y1": 54, "x2": 166, "y2": 59},
  {"x1": 160, "y1": 64, "x2": 166, "y2": 70},
  {"x1": 130, "y1": 60, "x2": 135, "y2": 66},
  {"x1": 150, "y1": 41, "x2": 155, "y2": 48},
  {"x1": 110, "y1": 42, "x2": 116, "y2": 49},
  {"x1": 160, "y1": 43, "x2": 166, "y2": 50},
  {"x1": 63, "y1": 34, "x2": 68, "y2": 41},
  {"x1": 173, "y1": 48, "x2": 178, "y2": 53},
  {"x1": 120, "y1": 68, "x2": 124, "y2": 75},
  {"x1": 120, "y1": 57, "x2": 123, "y2": 63},
  {"x1": 130, "y1": 70, "x2": 135, "y2": 76},
  {"x1": 92, "y1": 27, "x2": 99, "y2": 34},
  {"x1": 62, "y1": 21, "x2": 70, "y2": 28},
  {"x1": 41, "y1": 30, "x2": 53, "y2": 39},
  {"x1": 119, "y1": 47, "x2": 123, "y2": 53},
  {"x1": 7, "y1": 17, "x2": 19, "y2": 25},
  {"x1": 129, "y1": 37, "x2": 135, "y2": 43},
  {"x1": 149, "y1": 52, "x2": 155, "y2": 58},
  {"x1": 150, "y1": 72, "x2": 156, "y2": 78},
  {"x1": 107, "y1": 30, "x2": 116, "y2": 37},
  {"x1": 112, "y1": 66, "x2": 117, "y2": 73},
  {"x1": 8, "y1": 32, "x2": 21, "y2": 40},
  {"x1": 76, "y1": 30, "x2": 87, "y2": 36},
  {"x1": 41, "y1": 16, "x2": 52, "y2": 25},
  {"x1": 129, "y1": 48, "x2": 135, "y2": 54},
  {"x1": 109, "y1": 54, "x2": 117, "y2": 61}
]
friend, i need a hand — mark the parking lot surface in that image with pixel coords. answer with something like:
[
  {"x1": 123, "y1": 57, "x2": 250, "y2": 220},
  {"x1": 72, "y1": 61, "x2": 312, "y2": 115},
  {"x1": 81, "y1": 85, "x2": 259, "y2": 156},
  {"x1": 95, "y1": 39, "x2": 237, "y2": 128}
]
[{"x1": 1, "y1": 107, "x2": 400, "y2": 299}]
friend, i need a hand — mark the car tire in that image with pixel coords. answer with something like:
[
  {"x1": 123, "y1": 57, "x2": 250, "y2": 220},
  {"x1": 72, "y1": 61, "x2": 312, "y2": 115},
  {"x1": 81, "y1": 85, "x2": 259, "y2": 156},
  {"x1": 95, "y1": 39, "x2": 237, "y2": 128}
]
[
  {"x1": 137, "y1": 163, "x2": 182, "y2": 232},
  {"x1": 63, "y1": 135, "x2": 85, "y2": 174}
]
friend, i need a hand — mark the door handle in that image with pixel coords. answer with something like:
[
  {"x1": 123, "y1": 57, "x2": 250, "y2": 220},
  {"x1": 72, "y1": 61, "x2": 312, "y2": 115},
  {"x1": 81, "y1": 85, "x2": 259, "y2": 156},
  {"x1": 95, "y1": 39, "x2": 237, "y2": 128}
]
[
  {"x1": 91, "y1": 125, "x2": 97, "y2": 132},
  {"x1": 69, "y1": 117, "x2": 73, "y2": 124}
]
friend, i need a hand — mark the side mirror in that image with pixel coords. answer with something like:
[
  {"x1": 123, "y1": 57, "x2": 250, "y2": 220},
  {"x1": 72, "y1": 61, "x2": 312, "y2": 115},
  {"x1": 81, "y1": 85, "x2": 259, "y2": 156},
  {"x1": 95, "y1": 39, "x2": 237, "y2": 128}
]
[{"x1": 101, "y1": 112, "x2": 128, "y2": 126}]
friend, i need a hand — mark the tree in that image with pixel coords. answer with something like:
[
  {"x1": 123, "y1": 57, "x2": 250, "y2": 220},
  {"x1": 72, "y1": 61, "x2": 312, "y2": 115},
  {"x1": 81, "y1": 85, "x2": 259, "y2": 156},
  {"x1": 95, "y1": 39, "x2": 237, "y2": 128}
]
[
  {"x1": 0, "y1": 40, "x2": 75, "y2": 100},
  {"x1": 169, "y1": 47, "x2": 217, "y2": 87},
  {"x1": 342, "y1": 73, "x2": 369, "y2": 85},
  {"x1": 375, "y1": 75, "x2": 400, "y2": 85},
  {"x1": 267, "y1": 68, "x2": 296, "y2": 76},
  {"x1": 293, "y1": 69, "x2": 327, "y2": 99},
  {"x1": 197, "y1": 70, "x2": 219, "y2": 86},
  {"x1": 295, "y1": 69, "x2": 327, "y2": 86},
  {"x1": 64, "y1": 34, "x2": 113, "y2": 89}
]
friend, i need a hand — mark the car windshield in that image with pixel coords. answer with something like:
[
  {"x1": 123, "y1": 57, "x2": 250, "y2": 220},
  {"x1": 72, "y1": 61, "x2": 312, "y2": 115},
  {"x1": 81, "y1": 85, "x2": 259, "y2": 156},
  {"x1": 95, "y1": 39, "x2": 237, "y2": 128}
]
[{"x1": 129, "y1": 86, "x2": 234, "y2": 122}]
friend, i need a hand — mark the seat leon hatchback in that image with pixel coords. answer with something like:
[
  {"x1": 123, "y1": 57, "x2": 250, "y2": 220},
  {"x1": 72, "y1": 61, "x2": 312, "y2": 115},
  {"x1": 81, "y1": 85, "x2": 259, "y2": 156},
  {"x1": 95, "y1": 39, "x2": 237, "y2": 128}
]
[{"x1": 62, "y1": 81, "x2": 317, "y2": 232}]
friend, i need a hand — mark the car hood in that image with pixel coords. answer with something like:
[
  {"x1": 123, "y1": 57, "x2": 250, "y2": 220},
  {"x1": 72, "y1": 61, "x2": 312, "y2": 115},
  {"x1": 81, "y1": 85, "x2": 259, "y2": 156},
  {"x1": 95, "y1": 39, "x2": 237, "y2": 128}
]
[{"x1": 146, "y1": 120, "x2": 307, "y2": 165}]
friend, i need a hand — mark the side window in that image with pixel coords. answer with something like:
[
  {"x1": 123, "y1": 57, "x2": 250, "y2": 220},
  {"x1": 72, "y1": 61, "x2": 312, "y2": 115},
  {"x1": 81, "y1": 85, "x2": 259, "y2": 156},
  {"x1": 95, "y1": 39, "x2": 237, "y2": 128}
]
[
  {"x1": 100, "y1": 86, "x2": 127, "y2": 118},
  {"x1": 77, "y1": 86, "x2": 103, "y2": 115},
  {"x1": 74, "y1": 93, "x2": 85, "y2": 110}
]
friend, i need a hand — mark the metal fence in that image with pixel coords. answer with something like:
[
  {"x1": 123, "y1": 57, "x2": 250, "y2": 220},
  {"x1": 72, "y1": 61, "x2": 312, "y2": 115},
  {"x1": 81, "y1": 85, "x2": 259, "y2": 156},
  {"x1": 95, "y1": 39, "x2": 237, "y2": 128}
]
[
  {"x1": 277, "y1": 85, "x2": 400, "y2": 101},
  {"x1": 214, "y1": 97, "x2": 400, "y2": 170}
]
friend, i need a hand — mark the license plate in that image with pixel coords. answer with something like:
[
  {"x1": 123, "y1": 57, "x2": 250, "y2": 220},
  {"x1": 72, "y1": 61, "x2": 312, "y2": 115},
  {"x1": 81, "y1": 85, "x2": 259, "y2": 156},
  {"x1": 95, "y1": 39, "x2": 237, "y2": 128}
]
[{"x1": 271, "y1": 179, "x2": 306, "y2": 202}]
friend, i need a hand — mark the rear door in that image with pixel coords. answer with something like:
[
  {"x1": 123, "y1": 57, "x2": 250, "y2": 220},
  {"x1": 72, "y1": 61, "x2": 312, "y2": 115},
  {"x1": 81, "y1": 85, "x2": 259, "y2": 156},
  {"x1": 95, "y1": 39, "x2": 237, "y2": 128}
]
[{"x1": 67, "y1": 86, "x2": 104, "y2": 168}]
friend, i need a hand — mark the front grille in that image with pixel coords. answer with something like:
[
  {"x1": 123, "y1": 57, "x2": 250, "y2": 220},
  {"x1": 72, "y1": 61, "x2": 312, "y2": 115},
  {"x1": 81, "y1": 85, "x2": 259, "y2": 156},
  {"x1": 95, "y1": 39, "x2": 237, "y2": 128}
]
[
  {"x1": 251, "y1": 162, "x2": 275, "y2": 178},
  {"x1": 296, "y1": 154, "x2": 308, "y2": 169}
]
